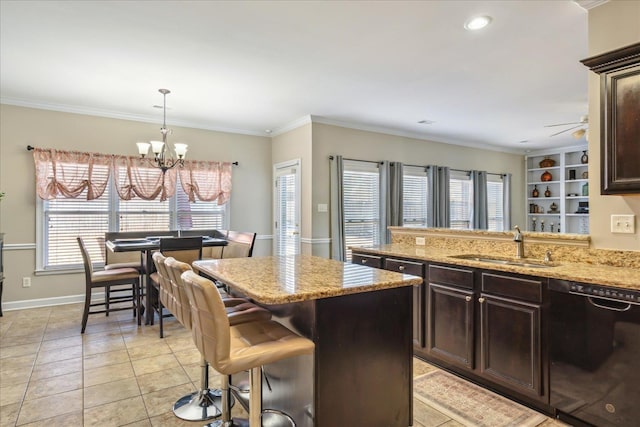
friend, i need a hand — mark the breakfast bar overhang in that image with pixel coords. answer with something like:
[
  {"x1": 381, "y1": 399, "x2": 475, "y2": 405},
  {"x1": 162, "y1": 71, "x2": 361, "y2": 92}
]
[{"x1": 193, "y1": 255, "x2": 423, "y2": 427}]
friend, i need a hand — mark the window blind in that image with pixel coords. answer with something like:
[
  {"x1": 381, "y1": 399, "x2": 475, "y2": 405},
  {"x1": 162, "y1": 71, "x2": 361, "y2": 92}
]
[
  {"x1": 343, "y1": 160, "x2": 380, "y2": 261},
  {"x1": 487, "y1": 178, "x2": 504, "y2": 231},
  {"x1": 450, "y1": 172, "x2": 472, "y2": 230},
  {"x1": 402, "y1": 166, "x2": 429, "y2": 227},
  {"x1": 41, "y1": 175, "x2": 228, "y2": 270},
  {"x1": 275, "y1": 171, "x2": 298, "y2": 256}
]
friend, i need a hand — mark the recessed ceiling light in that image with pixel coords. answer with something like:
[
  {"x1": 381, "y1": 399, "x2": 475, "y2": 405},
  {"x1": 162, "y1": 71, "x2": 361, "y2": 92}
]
[
  {"x1": 518, "y1": 140, "x2": 529, "y2": 144},
  {"x1": 464, "y1": 15, "x2": 492, "y2": 31},
  {"x1": 417, "y1": 120, "x2": 435, "y2": 125},
  {"x1": 265, "y1": 129, "x2": 272, "y2": 134}
]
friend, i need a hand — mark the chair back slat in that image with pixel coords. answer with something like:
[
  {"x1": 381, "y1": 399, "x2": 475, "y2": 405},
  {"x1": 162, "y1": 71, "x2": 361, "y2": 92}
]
[
  {"x1": 221, "y1": 231, "x2": 256, "y2": 259},
  {"x1": 160, "y1": 237, "x2": 203, "y2": 265}
]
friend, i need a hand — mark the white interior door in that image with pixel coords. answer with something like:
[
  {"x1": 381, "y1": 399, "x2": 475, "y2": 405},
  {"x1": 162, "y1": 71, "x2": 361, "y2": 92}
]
[{"x1": 273, "y1": 159, "x2": 301, "y2": 256}]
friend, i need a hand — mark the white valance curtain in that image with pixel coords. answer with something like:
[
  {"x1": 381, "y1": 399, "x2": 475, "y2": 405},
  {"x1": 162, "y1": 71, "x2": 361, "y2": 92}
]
[{"x1": 33, "y1": 148, "x2": 232, "y2": 203}]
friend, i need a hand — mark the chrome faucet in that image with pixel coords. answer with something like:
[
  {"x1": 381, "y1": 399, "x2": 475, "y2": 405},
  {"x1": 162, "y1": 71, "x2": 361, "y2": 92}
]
[{"x1": 513, "y1": 226, "x2": 524, "y2": 259}]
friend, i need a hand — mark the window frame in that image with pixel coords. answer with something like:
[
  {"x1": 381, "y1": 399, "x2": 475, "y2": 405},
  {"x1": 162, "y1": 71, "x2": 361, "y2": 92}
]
[
  {"x1": 342, "y1": 160, "x2": 381, "y2": 261},
  {"x1": 36, "y1": 176, "x2": 230, "y2": 273},
  {"x1": 402, "y1": 165, "x2": 429, "y2": 228},
  {"x1": 449, "y1": 170, "x2": 473, "y2": 230}
]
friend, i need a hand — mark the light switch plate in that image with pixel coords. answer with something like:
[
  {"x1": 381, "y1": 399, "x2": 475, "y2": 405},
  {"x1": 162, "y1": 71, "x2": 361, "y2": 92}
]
[
  {"x1": 611, "y1": 214, "x2": 635, "y2": 234},
  {"x1": 317, "y1": 203, "x2": 328, "y2": 212}
]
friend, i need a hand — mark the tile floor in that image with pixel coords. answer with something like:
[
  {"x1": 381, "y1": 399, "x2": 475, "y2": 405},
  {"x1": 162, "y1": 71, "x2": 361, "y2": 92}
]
[{"x1": 1, "y1": 303, "x2": 564, "y2": 427}]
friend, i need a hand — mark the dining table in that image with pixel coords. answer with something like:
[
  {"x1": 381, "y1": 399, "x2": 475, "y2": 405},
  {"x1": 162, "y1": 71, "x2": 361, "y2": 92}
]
[{"x1": 105, "y1": 235, "x2": 227, "y2": 324}]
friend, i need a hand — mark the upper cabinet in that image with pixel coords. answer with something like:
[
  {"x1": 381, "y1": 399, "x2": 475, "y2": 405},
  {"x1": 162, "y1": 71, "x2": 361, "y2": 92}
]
[{"x1": 581, "y1": 42, "x2": 640, "y2": 195}]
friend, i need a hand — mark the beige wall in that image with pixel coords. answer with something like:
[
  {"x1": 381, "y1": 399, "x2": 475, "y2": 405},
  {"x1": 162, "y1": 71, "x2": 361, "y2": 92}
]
[
  {"x1": 311, "y1": 122, "x2": 527, "y2": 255},
  {"x1": 271, "y1": 122, "x2": 314, "y2": 254},
  {"x1": 586, "y1": 0, "x2": 640, "y2": 250},
  {"x1": 0, "y1": 104, "x2": 272, "y2": 305}
]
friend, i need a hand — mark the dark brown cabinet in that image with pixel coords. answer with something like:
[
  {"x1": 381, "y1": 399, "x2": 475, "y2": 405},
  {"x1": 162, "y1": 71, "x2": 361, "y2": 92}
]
[
  {"x1": 352, "y1": 253, "x2": 383, "y2": 269},
  {"x1": 479, "y1": 272, "x2": 544, "y2": 400},
  {"x1": 384, "y1": 258, "x2": 425, "y2": 348},
  {"x1": 582, "y1": 42, "x2": 640, "y2": 194},
  {"x1": 426, "y1": 264, "x2": 475, "y2": 369},
  {"x1": 351, "y1": 251, "x2": 426, "y2": 349}
]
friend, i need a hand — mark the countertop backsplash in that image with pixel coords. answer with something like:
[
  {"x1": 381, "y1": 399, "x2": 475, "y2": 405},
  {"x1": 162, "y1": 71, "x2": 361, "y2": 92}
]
[{"x1": 388, "y1": 227, "x2": 640, "y2": 270}]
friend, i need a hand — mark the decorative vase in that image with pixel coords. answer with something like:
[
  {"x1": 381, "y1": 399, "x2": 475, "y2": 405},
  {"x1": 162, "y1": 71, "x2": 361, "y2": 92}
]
[
  {"x1": 541, "y1": 171, "x2": 553, "y2": 182},
  {"x1": 532, "y1": 185, "x2": 539, "y2": 198},
  {"x1": 582, "y1": 182, "x2": 589, "y2": 196},
  {"x1": 582, "y1": 171, "x2": 589, "y2": 179},
  {"x1": 544, "y1": 186, "x2": 551, "y2": 197},
  {"x1": 539, "y1": 157, "x2": 556, "y2": 168},
  {"x1": 581, "y1": 150, "x2": 589, "y2": 164}
]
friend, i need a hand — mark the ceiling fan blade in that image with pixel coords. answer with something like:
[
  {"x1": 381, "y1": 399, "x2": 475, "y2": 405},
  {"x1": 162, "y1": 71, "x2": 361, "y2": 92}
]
[
  {"x1": 544, "y1": 122, "x2": 580, "y2": 128},
  {"x1": 549, "y1": 125, "x2": 582, "y2": 137}
]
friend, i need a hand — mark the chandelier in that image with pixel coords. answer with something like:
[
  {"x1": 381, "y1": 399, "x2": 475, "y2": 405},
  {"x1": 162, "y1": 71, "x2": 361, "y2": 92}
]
[{"x1": 136, "y1": 89, "x2": 187, "y2": 172}]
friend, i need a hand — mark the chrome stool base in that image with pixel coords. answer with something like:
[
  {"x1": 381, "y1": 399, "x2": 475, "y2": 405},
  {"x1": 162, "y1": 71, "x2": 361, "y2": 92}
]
[
  {"x1": 173, "y1": 389, "x2": 221, "y2": 421},
  {"x1": 205, "y1": 411, "x2": 295, "y2": 427}
]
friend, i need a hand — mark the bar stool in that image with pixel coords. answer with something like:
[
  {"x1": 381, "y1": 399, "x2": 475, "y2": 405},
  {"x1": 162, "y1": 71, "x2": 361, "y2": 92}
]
[
  {"x1": 164, "y1": 257, "x2": 272, "y2": 422},
  {"x1": 181, "y1": 270, "x2": 315, "y2": 427}
]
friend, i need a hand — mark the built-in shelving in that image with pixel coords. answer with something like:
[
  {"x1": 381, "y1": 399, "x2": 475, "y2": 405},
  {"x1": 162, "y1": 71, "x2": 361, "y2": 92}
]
[{"x1": 525, "y1": 145, "x2": 589, "y2": 234}]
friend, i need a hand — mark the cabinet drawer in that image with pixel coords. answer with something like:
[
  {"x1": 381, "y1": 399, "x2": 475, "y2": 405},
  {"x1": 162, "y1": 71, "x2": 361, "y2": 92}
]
[
  {"x1": 352, "y1": 253, "x2": 383, "y2": 269},
  {"x1": 481, "y1": 272, "x2": 543, "y2": 303},
  {"x1": 429, "y1": 264, "x2": 474, "y2": 289},
  {"x1": 384, "y1": 258, "x2": 425, "y2": 277}
]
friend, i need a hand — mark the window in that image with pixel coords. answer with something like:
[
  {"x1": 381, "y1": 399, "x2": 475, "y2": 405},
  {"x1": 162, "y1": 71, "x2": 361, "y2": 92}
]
[
  {"x1": 402, "y1": 166, "x2": 429, "y2": 227},
  {"x1": 39, "y1": 176, "x2": 228, "y2": 271},
  {"x1": 450, "y1": 171, "x2": 472, "y2": 229},
  {"x1": 343, "y1": 160, "x2": 380, "y2": 260},
  {"x1": 487, "y1": 176, "x2": 504, "y2": 231}
]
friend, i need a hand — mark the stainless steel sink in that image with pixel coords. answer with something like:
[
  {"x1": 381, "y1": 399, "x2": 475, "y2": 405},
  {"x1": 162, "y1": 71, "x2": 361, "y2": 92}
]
[{"x1": 450, "y1": 254, "x2": 557, "y2": 268}]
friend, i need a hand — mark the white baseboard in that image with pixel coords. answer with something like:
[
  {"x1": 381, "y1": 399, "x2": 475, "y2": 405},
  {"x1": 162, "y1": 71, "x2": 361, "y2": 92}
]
[{"x1": 2, "y1": 292, "x2": 108, "y2": 313}]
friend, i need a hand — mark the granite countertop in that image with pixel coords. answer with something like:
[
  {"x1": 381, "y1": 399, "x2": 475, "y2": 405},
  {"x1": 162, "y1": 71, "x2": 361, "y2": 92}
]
[
  {"x1": 352, "y1": 244, "x2": 640, "y2": 291},
  {"x1": 192, "y1": 254, "x2": 423, "y2": 304}
]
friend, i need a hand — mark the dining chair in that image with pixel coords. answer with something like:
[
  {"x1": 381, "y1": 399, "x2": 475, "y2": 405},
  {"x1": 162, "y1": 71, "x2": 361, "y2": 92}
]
[
  {"x1": 77, "y1": 237, "x2": 141, "y2": 333},
  {"x1": 221, "y1": 231, "x2": 256, "y2": 259}
]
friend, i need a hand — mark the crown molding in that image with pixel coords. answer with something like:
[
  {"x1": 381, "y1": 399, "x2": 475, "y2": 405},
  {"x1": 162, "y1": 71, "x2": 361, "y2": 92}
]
[
  {"x1": 309, "y1": 115, "x2": 525, "y2": 155},
  {"x1": 0, "y1": 97, "x2": 271, "y2": 137},
  {"x1": 270, "y1": 115, "x2": 313, "y2": 137},
  {"x1": 572, "y1": 0, "x2": 609, "y2": 10}
]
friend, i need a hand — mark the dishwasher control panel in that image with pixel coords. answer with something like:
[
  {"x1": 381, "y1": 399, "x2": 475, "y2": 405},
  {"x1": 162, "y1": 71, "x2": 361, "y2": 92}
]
[
  {"x1": 549, "y1": 278, "x2": 640, "y2": 304},
  {"x1": 569, "y1": 283, "x2": 640, "y2": 303}
]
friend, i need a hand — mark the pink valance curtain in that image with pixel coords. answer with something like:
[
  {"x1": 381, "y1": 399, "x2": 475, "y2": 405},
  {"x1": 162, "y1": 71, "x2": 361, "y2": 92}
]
[
  {"x1": 33, "y1": 148, "x2": 111, "y2": 200},
  {"x1": 33, "y1": 148, "x2": 233, "y2": 203},
  {"x1": 112, "y1": 156, "x2": 177, "y2": 202},
  {"x1": 179, "y1": 160, "x2": 233, "y2": 204}
]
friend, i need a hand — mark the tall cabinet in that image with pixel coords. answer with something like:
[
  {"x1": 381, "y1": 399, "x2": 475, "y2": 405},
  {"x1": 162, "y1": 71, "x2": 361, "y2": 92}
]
[{"x1": 525, "y1": 146, "x2": 589, "y2": 234}]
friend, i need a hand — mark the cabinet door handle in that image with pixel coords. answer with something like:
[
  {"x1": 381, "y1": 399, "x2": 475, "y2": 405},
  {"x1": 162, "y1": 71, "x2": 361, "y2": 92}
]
[
  {"x1": 398, "y1": 265, "x2": 405, "y2": 271},
  {"x1": 478, "y1": 297, "x2": 485, "y2": 303},
  {"x1": 465, "y1": 296, "x2": 472, "y2": 302}
]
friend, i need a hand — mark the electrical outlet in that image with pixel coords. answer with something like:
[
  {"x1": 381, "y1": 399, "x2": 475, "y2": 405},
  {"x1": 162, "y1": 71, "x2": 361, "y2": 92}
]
[
  {"x1": 611, "y1": 214, "x2": 635, "y2": 234},
  {"x1": 22, "y1": 277, "x2": 31, "y2": 288},
  {"x1": 416, "y1": 237, "x2": 426, "y2": 246}
]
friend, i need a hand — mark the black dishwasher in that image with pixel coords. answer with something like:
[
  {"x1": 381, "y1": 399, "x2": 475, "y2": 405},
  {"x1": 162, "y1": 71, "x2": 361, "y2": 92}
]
[{"x1": 549, "y1": 279, "x2": 640, "y2": 427}]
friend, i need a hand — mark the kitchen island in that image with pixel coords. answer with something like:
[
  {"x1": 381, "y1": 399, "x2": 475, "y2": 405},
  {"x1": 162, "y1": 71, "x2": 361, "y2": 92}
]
[{"x1": 193, "y1": 254, "x2": 423, "y2": 427}]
